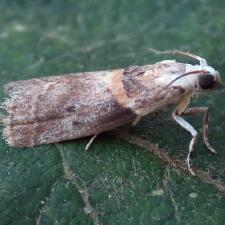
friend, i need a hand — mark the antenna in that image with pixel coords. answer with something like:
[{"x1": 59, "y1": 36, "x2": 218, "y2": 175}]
[{"x1": 148, "y1": 48, "x2": 208, "y2": 67}]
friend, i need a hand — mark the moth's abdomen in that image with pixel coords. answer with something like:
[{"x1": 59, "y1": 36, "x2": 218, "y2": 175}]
[{"x1": 3, "y1": 71, "x2": 136, "y2": 147}]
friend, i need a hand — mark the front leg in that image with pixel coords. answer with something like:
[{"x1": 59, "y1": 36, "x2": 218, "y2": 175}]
[{"x1": 172, "y1": 112, "x2": 198, "y2": 175}]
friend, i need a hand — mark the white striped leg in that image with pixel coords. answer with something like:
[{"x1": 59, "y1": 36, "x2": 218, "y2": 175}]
[
  {"x1": 172, "y1": 113, "x2": 197, "y2": 175},
  {"x1": 85, "y1": 134, "x2": 98, "y2": 151}
]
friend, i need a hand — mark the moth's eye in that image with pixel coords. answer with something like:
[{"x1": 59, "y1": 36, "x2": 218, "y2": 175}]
[{"x1": 198, "y1": 73, "x2": 218, "y2": 89}]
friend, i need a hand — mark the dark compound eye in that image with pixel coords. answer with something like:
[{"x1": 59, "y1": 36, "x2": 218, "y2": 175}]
[{"x1": 198, "y1": 73, "x2": 218, "y2": 90}]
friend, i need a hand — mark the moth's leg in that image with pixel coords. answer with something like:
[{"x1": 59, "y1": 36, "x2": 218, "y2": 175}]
[
  {"x1": 132, "y1": 115, "x2": 142, "y2": 126},
  {"x1": 148, "y1": 48, "x2": 207, "y2": 66},
  {"x1": 172, "y1": 96, "x2": 197, "y2": 175},
  {"x1": 172, "y1": 112, "x2": 197, "y2": 175},
  {"x1": 182, "y1": 107, "x2": 216, "y2": 154},
  {"x1": 85, "y1": 134, "x2": 98, "y2": 151}
]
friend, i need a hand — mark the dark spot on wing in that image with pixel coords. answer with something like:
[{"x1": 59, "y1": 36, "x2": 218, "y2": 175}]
[
  {"x1": 65, "y1": 105, "x2": 76, "y2": 112},
  {"x1": 122, "y1": 66, "x2": 149, "y2": 98},
  {"x1": 73, "y1": 120, "x2": 81, "y2": 126}
]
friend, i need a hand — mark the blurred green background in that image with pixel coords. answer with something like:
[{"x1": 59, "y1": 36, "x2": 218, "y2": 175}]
[{"x1": 0, "y1": 0, "x2": 225, "y2": 224}]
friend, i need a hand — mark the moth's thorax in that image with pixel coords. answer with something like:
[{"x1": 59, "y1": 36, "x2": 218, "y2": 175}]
[
  {"x1": 171, "y1": 63, "x2": 200, "y2": 91},
  {"x1": 149, "y1": 61, "x2": 196, "y2": 95}
]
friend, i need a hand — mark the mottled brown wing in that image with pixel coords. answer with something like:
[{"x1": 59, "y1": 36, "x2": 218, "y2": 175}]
[{"x1": 3, "y1": 70, "x2": 136, "y2": 147}]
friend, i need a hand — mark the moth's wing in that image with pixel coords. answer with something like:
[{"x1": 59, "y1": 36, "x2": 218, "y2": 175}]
[{"x1": 3, "y1": 70, "x2": 136, "y2": 147}]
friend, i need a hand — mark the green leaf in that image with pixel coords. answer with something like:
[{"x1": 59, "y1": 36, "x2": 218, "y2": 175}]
[{"x1": 0, "y1": 1, "x2": 225, "y2": 225}]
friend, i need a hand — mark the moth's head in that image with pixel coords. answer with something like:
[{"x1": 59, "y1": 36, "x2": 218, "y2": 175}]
[
  {"x1": 197, "y1": 66, "x2": 220, "y2": 91},
  {"x1": 154, "y1": 50, "x2": 221, "y2": 94}
]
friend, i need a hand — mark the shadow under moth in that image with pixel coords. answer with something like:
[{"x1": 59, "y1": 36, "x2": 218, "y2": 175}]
[{"x1": 1, "y1": 50, "x2": 221, "y2": 175}]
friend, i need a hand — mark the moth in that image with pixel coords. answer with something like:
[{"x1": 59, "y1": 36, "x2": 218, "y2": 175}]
[{"x1": 2, "y1": 50, "x2": 220, "y2": 175}]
